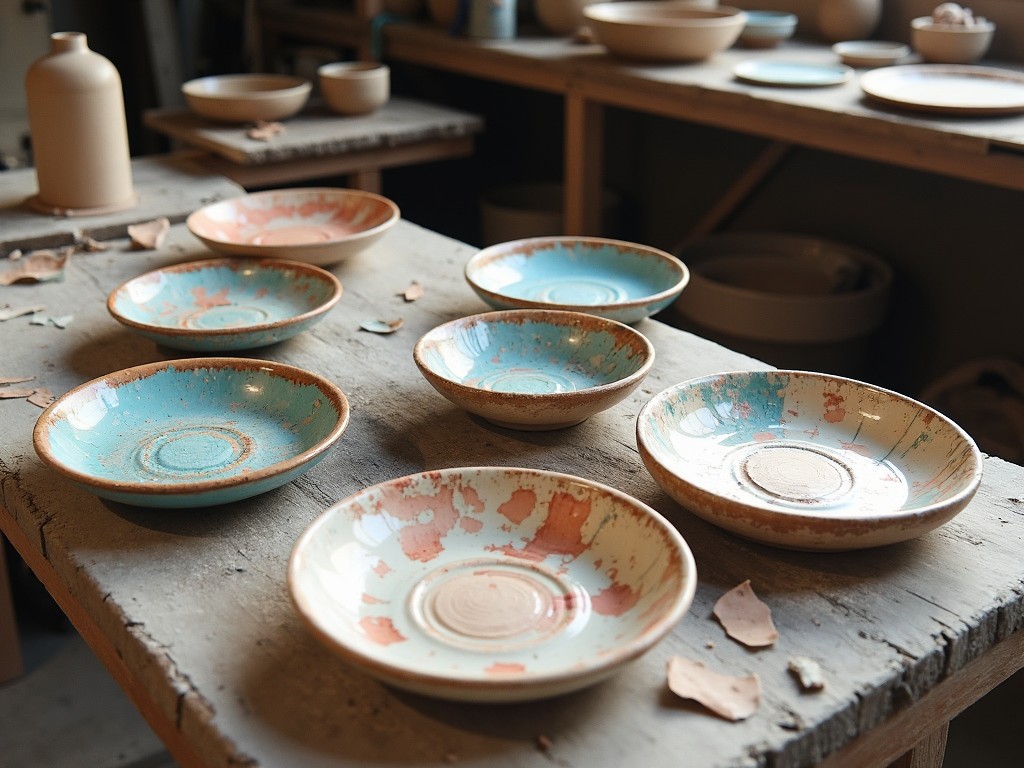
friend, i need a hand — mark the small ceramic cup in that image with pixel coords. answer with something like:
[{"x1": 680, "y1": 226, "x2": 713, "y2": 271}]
[
  {"x1": 317, "y1": 62, "x2": 390, "y2": 116},
  {"x1": 910, "y1": 16, "x2": 995, "y2": 63}
]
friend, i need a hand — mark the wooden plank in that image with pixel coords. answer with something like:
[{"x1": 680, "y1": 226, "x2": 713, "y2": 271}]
[
  {"x1": 0, "y1": 536, "x2": 23, "y2": 684},
  {"x1": 564, "y1": 93, "x2": 604, "y2": 236}
]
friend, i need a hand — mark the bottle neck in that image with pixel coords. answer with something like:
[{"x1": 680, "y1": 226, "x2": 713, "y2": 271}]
[{"x1": 50, "y1": 32, "x2": 88, "y2": 54}]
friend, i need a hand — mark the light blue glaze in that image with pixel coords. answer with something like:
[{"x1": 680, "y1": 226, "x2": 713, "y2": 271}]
[
  {"x1": 466, "y1": 237, "x2": 689, "y2": 324},
  {"x1": 35, "y1": 359, "x2": 349, "y2": 508},
  {"x1": 108, "y1": 259, "x2": 341, "y2": 351}
]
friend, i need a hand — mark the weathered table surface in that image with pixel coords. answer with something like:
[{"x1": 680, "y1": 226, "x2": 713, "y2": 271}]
[{"x1": 1, "y1": 218, "x2": 1023, "y2": 768}]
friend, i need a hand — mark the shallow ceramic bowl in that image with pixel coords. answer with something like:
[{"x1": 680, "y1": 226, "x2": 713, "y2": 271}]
[
  {"x1": 413, "y1": 309, "x2": 654, "y2": 430},
  {"x1": 318, "y1": 62, "x2": 390, "y2": 115},
  {"x1": 107, "y1": 258, "x2": 342, "y2": 351},
  {"x1": 289, "y1": 466, "x2": 697, "y2": 702},
  {"x1": 33, "y1": 359, "x2": 350, "y2": 508},
  {"x1": 187, "y1": 187, "x2": 400, "y2": 266},
  {"x1": 181, "y1": 74, "x2": 311, "y2": 122},
  {"x1": 583, "y1": 2, "x2": 747, "y2": 62},
  {"x1": 832, "y1": 40, "x2": 911, "y2": 68},
  {"x1": 465, "y1": 236, "x2": 689, "y2": 324},
  {"x1": 739, "y1": 10, "x2": 797, "y2": 48},
  {"x1": 911, "y1": 17, "x2": 994, "y2": 64},
  {"x1": 636, "y1": 370, "x2": 983, "y2": 551}
]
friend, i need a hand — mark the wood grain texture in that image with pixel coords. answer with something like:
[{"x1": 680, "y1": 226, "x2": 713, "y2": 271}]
[{"x1": 1, "y1": 220, "x2": 1023, "y2": 768}]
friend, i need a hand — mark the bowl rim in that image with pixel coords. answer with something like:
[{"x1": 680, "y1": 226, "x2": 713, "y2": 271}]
[
  {"x1": 465, "y1": 235, "x2": 690, "y2": 317},
  {"x1": 636, "y1": 369, "x2": 984, "y2": 528},
  {"x1": 317, "y1": 61, "x2": 391, "y2": 79},
  {"x1": 33, "y1": 357, "x2": 350, "y2": 499},
  {"x1": 584, "y1": 2, "x2": 747, "y2": 26},
  {"x1": 106, "y1": 257, "x2": 343, "y2": 341},
  {"x1": 181, "y1": 73, "x2": 312, "y2": 100},
  {"x1": 413, "y1": 308, "x2": 656, "y2": 400},
  {"x1": 911, "y1": 16, "x2": 995, "y2": 33},
  {"x1": 186, "y1": 187, "x2": 401, "y2": 251},
  {"x1": 287, "y1": 465, "x2": 698, "y2": 697}
]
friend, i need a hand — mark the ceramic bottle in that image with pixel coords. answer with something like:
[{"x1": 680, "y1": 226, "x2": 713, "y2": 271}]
[
  {"x1": 817, "y1": 0, "x2": 882, "y2": 42},
  {"x1": 24, "y1": 31, "x2": 136, "y2": 215}
]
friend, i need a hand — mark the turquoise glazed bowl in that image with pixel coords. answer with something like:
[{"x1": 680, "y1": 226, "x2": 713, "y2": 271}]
[
  {"x1": 33, "y1": 358, "x2": 350, "y2": 508},
  {"x1": 465, "y1": 236, "x2": 689, "y2": 324},
  {"x1": 636, "y1": 370, "x2": 983, "y2": 551},
  {"x1": 289, "y1": 466, "x2": 697, "y2": 702},
  {"x1": 413, "y1": 309, "x2": 654, "y2": 430},
  {"x1": 107, "y1": 258, "x2": 342, "y2": 351}
]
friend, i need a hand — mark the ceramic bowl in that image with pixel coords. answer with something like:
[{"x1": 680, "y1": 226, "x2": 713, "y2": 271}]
[
  {"x1": 636, "y1": 370, "x2": 984, "y2": 551},
  {"x1": 739, "y1": 10, "x2": 797, "y2": 48},
  {"x1": 107, "y1": 258, "x2": 342, "y2": 351},
  {"x1": 288, "y1": 466, "x2": 697, "y2": 702},
  {"x1": 583, "y1": 2, "x2": 747, "y2": 62},
  {"x1": 911, "y1": 17, "x2": 995, "y2": 64},
  {"x1": 187, "y1": 187, "x2": 400, "y2": 267},
  {"x1": 465, "y1": 236, "x2": 689, "y2": 324},
  {"x1": 318, "y1": 62, "x2": 390, "y2": 115},
  {"x1": 33, "y1": 358, "x2": 350, "y2": 508},
  {"x1": 534, "y1": 0, "x2": 608, "y2": 35},
  {"x1": 832, "y1": 40, "x2": 911, "y2": 68},
  {"x1": 413, "y1": 309, "x2": 654, "y2": 430},
  {"x1": 181, "y1": 74, "x2": 311, "y2": 122}
]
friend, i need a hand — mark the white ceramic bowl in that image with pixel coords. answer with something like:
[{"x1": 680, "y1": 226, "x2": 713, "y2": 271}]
[
  {"x1": 637, "y1": 370, "x2": 984, "y2": 551},
  {"x1": 584, "y1": 2, "x2": 747, "y2": 62},
  {"x1": 911, "y1": 17, "x2": 994, "y2": 64},
  {"x1": 187, "y1": 187, "x2": 400, "y2": 266},
  {"x1": 289, "y1": 466, "x2": 697, "y2": 701},
  {"x1": 832, "y1": 40, "x2": 911, "y2": 68},
  {"x1": 318, "y1": 62, "x2": 390, "y2": 115},
  {"x1": 739, "y1": 10, "x2": 797, "y2": 48},
  {"x1": 181, "y1": 74, "x2": 311, "y2": 123}
]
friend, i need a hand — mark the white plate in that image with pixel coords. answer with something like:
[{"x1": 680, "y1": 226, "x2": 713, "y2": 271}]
[
  {"x1": 860, "y1": 64, "x2": 1024, "y2": 115},
  {"x1": 832, "y1": 40, "x2": 910, "y2": 68},
  {"x1": 734, "y1": 60, "x2": 853, "y2": 87}
]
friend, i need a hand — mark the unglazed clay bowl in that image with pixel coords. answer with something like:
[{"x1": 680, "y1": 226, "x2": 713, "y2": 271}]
[
  {"x1": 33, "y1": 359, "x2": 350, "y2": 508},
  {"x1": 583, "y1": 2, "x2": 747, "y2": 62},
  {"x1": 187, "y1": 187, "x2": 400, "y2": 266},
  {"x1": 465, "y1": 236, "x2": 689, "y2": 325},
  {"x1": 288, "y1": 466, "x2": 697, "y2": 702},
  {"x1": 318, "y1": 61, "x2": 390, "y2": 115},
  {"x1": 107, "y1": 258, "x2": 342, "y2": 351},
  {"x1": 636, "y1": 370, "x2": 983, "y2": 551},
  {"x1": 911, "y1": 17, "x2": 994, "y2": 64},
  {"x1": 739, "y1": 10, "x2": 797, "y2": 48},
  {"x1": 413, "y1": 309, "x2": 654, "y2": 430},
  {"x1": 181, "y1": 74, "x2": 311, "y2": 122}
]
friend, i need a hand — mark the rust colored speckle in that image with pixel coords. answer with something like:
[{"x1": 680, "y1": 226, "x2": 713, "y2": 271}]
[
  {"x1": 460, "y1": 484, "x2": 485, "y2": 514},
  {"x1": 361, "y1": 593, "x2": 386, "y2": 604},
  {"x1": 358, "y1": 616, "x2": 406, "y2": 645},
  {"x1": 753, "y1": 432, "x2": 775, "y2": 442},
  {"x1": 823, "y1": 391, "x2": 846, "y2": 423},
  {"x1": 591, "y1": 582, "x2": 640, "y2": 616},
  {"x1": 459, "y1": 516, "x2": 484, "y2": 533},
  {"x1": 380, "y1": 483, "x2": 460, "y2": 563},
  {"x1": 190, "y1": 286, "x2": 231, "y2": 310},
  {"x1": 372, "y1": 559, "x2": 392, "y2": 577},
  {"x1": 498, "y1": 488, "x2": 537, "y2": 524},
  {"x1": 485, "y1": 662, "x2": 526, "y2": 675},
  {"x1": 501, "y1": 492, "x2": 592, "y2": 562}
]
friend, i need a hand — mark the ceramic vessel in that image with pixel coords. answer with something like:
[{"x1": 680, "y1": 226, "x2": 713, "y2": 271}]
[
  {"x1": 24, "y1": 32, "x2": 136, "y2": 215},
  {"x1": 413, "y1": 309, "x2": 654, "y2": 430},
  {"x1": 817, "y1": 0, "x2": 881, "y2": 42},
  {"x1": 33, "y1": 358, "x2": 350, "y2": 508},
  {"x1": 107, "y1": 258, "x2": 343, "y2": 351},
  {"x1": 739, "y1": 10, "x2": 798, "y2": 48},
  {"x1": 911, "y1": 17, "x2": 995, "y2": 64},
  {"x1": 288, "y1": 466, "x2": 697, "y2": 701},
  {"x1": 318, "y1": 62, "x2": 390, "y2": 115},
  {"x1": 465, "y1": 235, "x2": 689, "y2": 324},
  {"x1": 186, "y1": 187, "x2": 400, "y2": 266},
  {"x1": 534, "y1": 0, "x2": 604, "y2": 35},
  {"x1": 636, "y1": 370, "x2": 983, "y2": 551},
  {"x1": 832, "y1": 40, "x2": 911, "y2": 68},
  {"x1": 181, "y1": 74, "x2": 311, "y2": 122}
]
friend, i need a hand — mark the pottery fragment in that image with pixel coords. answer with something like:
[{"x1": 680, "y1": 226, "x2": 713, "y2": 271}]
[
  {"x1": 0, "y1": 306, "x2": 45, "y2": 321},
  {"x1": 360, "y1": 318, "x2": 404, "y2": 334},
  {"x1": 667, "y1": 656, "x2": 761, "y2": 721},
  {"x1": 713, "y1": 579, "x2": 779, "y2": 648},
  {"x1": 788, "y1": 656, "x2": 826, "y2": 691},
  {"x1": 0, "y1": 249, "x2": 69, "y2": 285},
  {"x1": 247, "y1": 120, "x2": 286, "y2": 141},
  {"x1": 401, "y1": 281, "x2": 424, "y2": 301},
  {"x1": 128, "y1": 217, "x2": 170, "y2": 250}
]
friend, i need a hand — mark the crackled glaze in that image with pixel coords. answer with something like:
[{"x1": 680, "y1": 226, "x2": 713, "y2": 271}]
[
  {"x1": 465, "y1": 236, "x2": 689, "y2": 324},
  {"x1": 33, "y1": 358, "x2": 350, "y2": 507},
  {"x1": 288, "y1": 466, "x2": 696, "y2": 702},
  {"x1": 107, "y1": 258, "x2": 342, "y2": 351},
  {"x1": 636, "y1": 370, "x2": 983, "y2": 551},
  {"x1": 413, "y1": 309, "x2": 654, "y2": 430}
]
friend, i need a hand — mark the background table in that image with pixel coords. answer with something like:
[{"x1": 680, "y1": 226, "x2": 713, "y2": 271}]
[{"x1": 1, "y1": 218, "x2": 1023, "y2": 768}]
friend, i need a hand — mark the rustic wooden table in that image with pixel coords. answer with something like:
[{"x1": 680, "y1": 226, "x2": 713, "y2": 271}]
[{"x1": 1, "y1": 215, "x2": 1023, "y2": 768}]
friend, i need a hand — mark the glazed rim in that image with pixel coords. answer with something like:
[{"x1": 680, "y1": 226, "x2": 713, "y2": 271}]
[
  {"x1": 33, "y1": 358, "x2": 350, "y2": 498},
  {"x1": 911, "y1": 16, "x2": 995, "y2": 31},
  {"x1": 636, "y1": 369, "x2": 984, "y2": 525},
  {"x1": 288, "y1": 466, "x2": 698, "y2": 693},
  {"x1": 186, "y1": 187, "x2": 401, "y2": 249},
  {"x1": 413, "y1": 309, "x2": 656, "y2": 398},
  {"x1": 106, "y1": 258, "x2": 343, "y2": 340},
  {"x1": 318, "y1": 62, "x2": 389, "y2": 78},
  {"x1": 182, "y1": 73, "x2": 311, "y2": 99},
  {"x1": 465, "y1": 236, "x2": 690, "y2": 314},
  {"x1": 585, "y1": 3, "x2": 746, "y2": 25}
]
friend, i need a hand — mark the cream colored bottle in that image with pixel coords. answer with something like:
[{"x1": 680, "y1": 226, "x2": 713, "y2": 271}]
[{"x1": 25, "y1": 31, "x2": 136, "y2": 215}]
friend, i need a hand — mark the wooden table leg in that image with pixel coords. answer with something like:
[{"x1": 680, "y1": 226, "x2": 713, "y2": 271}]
[
  {"x1": 887, "y1": 722, "x2": 949, "y2": 768},
  {"x1": 564, "y1": 92, "x2": 604, "y2": 236},
  {"x1": 0, "y1": 534, "x2": 25, "y2": 683}
]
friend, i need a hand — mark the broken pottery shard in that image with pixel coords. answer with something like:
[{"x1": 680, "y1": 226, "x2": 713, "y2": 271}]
[
  {"x1": 401, "y1": 281, "x2": 424, "y2": 302},
  {"x1": 247, "y1": 121, "x2": 285, "y2": 141},
  {"x1": 0, "y1": 376, "x2": 34, "y2": 386},
  {"x1": 788, "y1": 656, "x2": 826, "y2": 692},
  {"x1": 0, "y1": 305, "x2": 45, "y2": 321},
  {"x1": 667, "y1": 656, "x2": 761, "y2": 721},
  {"x1": 27, "y1": 387, "x2": 54, "y2": 408},
  {"x1": 128, "y1": 217, "x2": 170, "y2": 250},
  {"x1": 713, "y1": 579, "x2": 779, "y2": 648},
  {"x1": 360, "y1": 318, "x2": 403, "y2": 334},
  {"x1": 0, "y1": 249, "x2": 69, "y2": 285},
  {"x1": 77, "y1": 235, "x2": 110, "y2": 252},
  {"x1": 0, "y1": 388, "x2": 37, "y2": 399}
]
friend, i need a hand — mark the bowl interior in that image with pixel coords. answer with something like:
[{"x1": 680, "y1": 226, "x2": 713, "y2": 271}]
[
  {"x1": 289, "y1": 466, "x2": 695, "y2": 701},
  {"x1": 109, "y1": 259, "x2": 341, "y2": 332},
  {"x1": 319, "y1": 62, "x2": 389, "y2": 80},
  {"x1": 417, "y1": 311, "x2": 652, "y2": 392},
  {"x1": 183, "y1": 74, "x2": 310, "y2": 100},
  {"x1": 586, "y1": 3, "x2": 744, "y2": 26},
  {"x1": 35, "y1": 359, "x2": 348, "y2": 491},
  {"x1": 638, "y1": 370, "x2": 982, "y2": 518}
]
